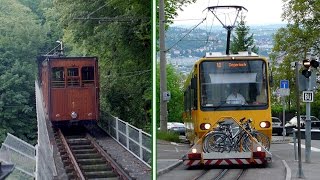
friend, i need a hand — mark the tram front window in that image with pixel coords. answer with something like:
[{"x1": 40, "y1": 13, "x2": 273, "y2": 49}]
[{"x1": 199, "y1": 60, "x2": 268, "y2": 109}]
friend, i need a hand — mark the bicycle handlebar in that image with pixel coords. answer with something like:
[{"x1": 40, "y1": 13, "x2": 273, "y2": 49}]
[{"x1": 239, "y1": 117, "x2": 246, "y2": 123}]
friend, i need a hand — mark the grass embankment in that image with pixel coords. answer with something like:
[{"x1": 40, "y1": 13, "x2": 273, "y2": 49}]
[{"x1": 156, "y1": 130, "x2": 180, "y2": 143}]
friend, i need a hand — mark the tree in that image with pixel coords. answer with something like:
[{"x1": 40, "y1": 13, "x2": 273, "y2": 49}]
[
  {"x1": 53, "y1": 0, "x2": 152, "y2": 131},
  {"x1": 230, "y1": 15, "x2": 258, "y2": 54},
  {"x1": 163, "y1": 0, "x2": 197, "y2": 24},
  {"x1": 271, "y1": 0, "x2": 320, "y2": 113},
  {"x1": 0, "y1": 0, "x2": 46, "y2": 144}
]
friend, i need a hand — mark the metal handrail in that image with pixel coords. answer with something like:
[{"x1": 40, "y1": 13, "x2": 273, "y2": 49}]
[{"x1": 104, "y1": 114, "x2": 151, "y2": 168}]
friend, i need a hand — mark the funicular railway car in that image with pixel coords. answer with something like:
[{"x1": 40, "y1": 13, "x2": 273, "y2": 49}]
[
  {"x1": 182, "y1": 52, "x2": 272, "y2": 166},
  {"x1": 37, "y1": 56, "x2": 99, "y2": 125}
]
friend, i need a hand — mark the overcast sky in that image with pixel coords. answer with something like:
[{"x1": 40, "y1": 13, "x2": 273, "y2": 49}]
[{"x1": 173, "y1": 0, "x2": 286, "y2": 26}]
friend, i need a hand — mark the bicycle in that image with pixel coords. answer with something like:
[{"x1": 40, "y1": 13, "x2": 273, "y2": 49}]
[
  {"x1": 240, "y1": 118, "x2": 270, "y2": 151},
  {"x1": 203, "y1": 118, "x2": 270, "y2": 153}
]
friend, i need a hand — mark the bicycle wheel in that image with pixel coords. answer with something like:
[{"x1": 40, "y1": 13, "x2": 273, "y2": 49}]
[
  {"x1": 203, "y1": 132, "x2": 229, "y2": 153},
  {"x1": 250, "y1": 131, "x2": 270, "y2": 150},
  {"x1": 238, "y1": 133, "x2": 253, "y2": 152}
]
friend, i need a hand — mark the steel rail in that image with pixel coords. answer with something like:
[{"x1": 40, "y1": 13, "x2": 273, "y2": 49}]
[
  {"x1": 57, "y1": 129, "x2": 86, "y2": 180},
  {"x1": 235, "y1": 169, "x2": 246, "y2": 180},
  {"x1": 214, "y1": 169, "x2": 229, "y2": 180},
  {"x1": 87, "y1": 133, "x2": 132, "y2": 180}
]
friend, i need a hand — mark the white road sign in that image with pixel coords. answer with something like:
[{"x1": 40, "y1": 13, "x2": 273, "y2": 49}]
[{"x1": 302, "y1": 91, "x2": 313, "y2": 102}]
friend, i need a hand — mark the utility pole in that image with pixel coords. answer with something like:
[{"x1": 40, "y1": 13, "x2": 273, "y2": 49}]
[
  {"x1": 305, "y1": 76, "x2": 311, "y2": 163},
  {"x1": 159, "y1": 0, "x2": 168, "y2": 131},
  {"x1": 301, "y1": 58, "x2": 319, "y2": 163}
]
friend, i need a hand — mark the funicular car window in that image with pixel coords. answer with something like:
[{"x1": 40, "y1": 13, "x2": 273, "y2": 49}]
[
  {"x1": 51, "y1": 67, "x2": 65, "y2": 88},
  {"x1": 81, "y1": 66, "x2": 94, "y2": 86},
  {"x1": 67, "y1": 68, "x2": 80, "y2": 87}
]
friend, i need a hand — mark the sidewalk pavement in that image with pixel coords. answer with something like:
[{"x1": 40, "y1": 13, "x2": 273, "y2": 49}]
[
  {"x1": 156, "y1": 139, "x2": 188, "y2": 176},
  {"x1": 157, "y1": 136, "x2": 320, "y2": 180}
]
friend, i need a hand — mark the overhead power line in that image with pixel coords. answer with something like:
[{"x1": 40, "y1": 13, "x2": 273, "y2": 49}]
[
  {"x1": 106, "y1": 69, "x2": 151, "y2": 78},
  {"x1": 166, "y1": 18, "x2": 207, "y2": 52}
]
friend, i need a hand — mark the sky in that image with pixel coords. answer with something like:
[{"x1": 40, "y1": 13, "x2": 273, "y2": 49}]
[{"x1": 173, "y1": 0, "x2": 286, "y2": 26}]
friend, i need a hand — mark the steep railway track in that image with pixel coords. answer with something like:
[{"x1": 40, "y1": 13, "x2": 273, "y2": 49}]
[{"x1": 54, "y1": 127, "x2": 131, "y2": 180}]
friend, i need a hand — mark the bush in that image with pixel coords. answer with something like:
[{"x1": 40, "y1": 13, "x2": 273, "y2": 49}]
[{"x1": 157, "y1": 130, "x2": 180, "y2": 143}]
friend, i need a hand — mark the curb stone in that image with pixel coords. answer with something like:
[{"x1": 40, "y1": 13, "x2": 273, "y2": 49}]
[{"x1": 157, "y1": 160, "x2": 183, "y2": 176}]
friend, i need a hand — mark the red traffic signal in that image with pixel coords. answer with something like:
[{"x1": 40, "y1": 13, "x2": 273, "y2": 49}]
[
  {"x1": 303, "y1": 59, "x2": 311, "y2": 68},
  {"x1": 302, "y1": 59, "x2": 318, "y2": 78}
]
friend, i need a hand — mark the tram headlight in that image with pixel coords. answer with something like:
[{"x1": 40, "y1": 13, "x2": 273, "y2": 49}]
[
  {"x1": 200, "y1": 123, "x2": 211, "y2": 130},
  {"x1": 257, "y1": 146, "x2": 262, "y2": 152},
  {"x1": 71, "y1": 111, "x2": 77, "y2": 119},
  {"x1": 260, "y1": 121, "x2": 270, "y2": 128}
]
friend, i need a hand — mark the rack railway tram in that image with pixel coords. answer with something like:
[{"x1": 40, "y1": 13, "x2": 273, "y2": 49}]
[
  {"x1": 182, "y1": 51, "x2": 272, "y2": 167},
  {"x1": 37, "y1": 56, "x2": 99, "y2": 126}
]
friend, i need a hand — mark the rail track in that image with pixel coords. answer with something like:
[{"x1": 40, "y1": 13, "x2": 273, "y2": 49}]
[
  {"x1": 54, "y1": 127, "x2": 131, "y2": 180},
  {"x1": 192, "y1": 168, "x2": 247, "y2": 180}
]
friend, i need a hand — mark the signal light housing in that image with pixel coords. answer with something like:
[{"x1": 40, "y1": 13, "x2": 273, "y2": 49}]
[
  {"x1": 302, "y1": 59, "x2": 319, "y2": 78},
  {"x1": 302, "y1": 69, "x2": 312, "y2": 78},
  {"x1": 310, "y1": 59, "x2": 319, "y2": 68},
  {"x1": 303, "y1": 59, "x2": 311, "y2": 68}
]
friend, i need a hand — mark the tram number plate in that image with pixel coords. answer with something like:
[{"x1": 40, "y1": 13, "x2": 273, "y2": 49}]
[{"x1": 302, "y1": 91, "x2": 313, "y2": 102}]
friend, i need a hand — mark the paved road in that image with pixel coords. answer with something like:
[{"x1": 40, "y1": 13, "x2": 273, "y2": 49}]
[{"x1": 157, "y1": 136, "x2": 320, "y2": 180}]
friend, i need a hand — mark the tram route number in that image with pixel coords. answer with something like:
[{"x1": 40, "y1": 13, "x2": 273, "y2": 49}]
[{"x1": 302, "y1": 91, "x2": 313, "y2": 102}]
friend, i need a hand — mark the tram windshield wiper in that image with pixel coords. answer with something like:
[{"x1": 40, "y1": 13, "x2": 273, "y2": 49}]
[{"x1": 213, "y1": 101, "x2": 227, "y2": 110}]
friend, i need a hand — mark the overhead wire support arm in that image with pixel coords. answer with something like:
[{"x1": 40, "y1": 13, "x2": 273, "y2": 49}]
[{"x1": 206, "y1": 5, "x2": 248, "y2": 55}]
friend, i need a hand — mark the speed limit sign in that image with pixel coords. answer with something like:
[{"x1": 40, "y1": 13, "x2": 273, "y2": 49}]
[{"x1": 302, "y1": 91, "x2": 313, "y2": 102}]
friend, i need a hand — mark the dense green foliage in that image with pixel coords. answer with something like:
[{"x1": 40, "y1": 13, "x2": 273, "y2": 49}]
[
  {"x1": 0, "y1": 0, "x2": 152, "y2": 145},
  {"x1": 163, "y1": 0, "x2": 197, "y2": 23},
  {"x1": 52, "y1": 0, "x2": 152, "y2": 131},
  {"x1": 0, "y1": 0, "x2": 48, "y2": 144},
  {"x1": 230, "y1": 15, "x2": 258, "y2": 54},
  {"x1": 271, "y1": 0, "x2": 320, "y2": 117},
  {"x1": 157, "y1": 130, "x2": 180, "y2": 143}
]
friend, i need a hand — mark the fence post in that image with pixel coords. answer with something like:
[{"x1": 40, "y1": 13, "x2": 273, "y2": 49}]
[
  {"x1": 139, "y1": 129, "x2": 143, "y2": 160},
  {"x1": 35, "y1": 144, "x2": 39, "y2": 180},
  {"x1": 126, "y1": 122, "x2": 129, "y2": 149},
  {"x1": 116, "y1": 117, "x2": 119, "y2": 141},
  {"x1": 108, "y1": 115, "x2": 111, "y2": 134}
]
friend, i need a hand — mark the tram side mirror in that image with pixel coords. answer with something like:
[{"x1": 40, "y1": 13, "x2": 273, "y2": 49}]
[{"x1": 191, "y1": 77, "x2": 197, "y2": 90}]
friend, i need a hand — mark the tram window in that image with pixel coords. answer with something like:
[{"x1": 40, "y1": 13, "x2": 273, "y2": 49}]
[
  {"x1": 68, "y1": 68, "x2": 79, "y2": 76},
  {"x1": 81, "y1": 66, "x2": 94, "y2": 86},
  {"x1": 200, "y1": 60, "x2": 268, "y2": 108},
  {"x1": 51, "y1": 67, "x2": 65, "y2": 88},
  {"x1": 67, "y1": 68, "x2": 80, "y2": 87}
]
